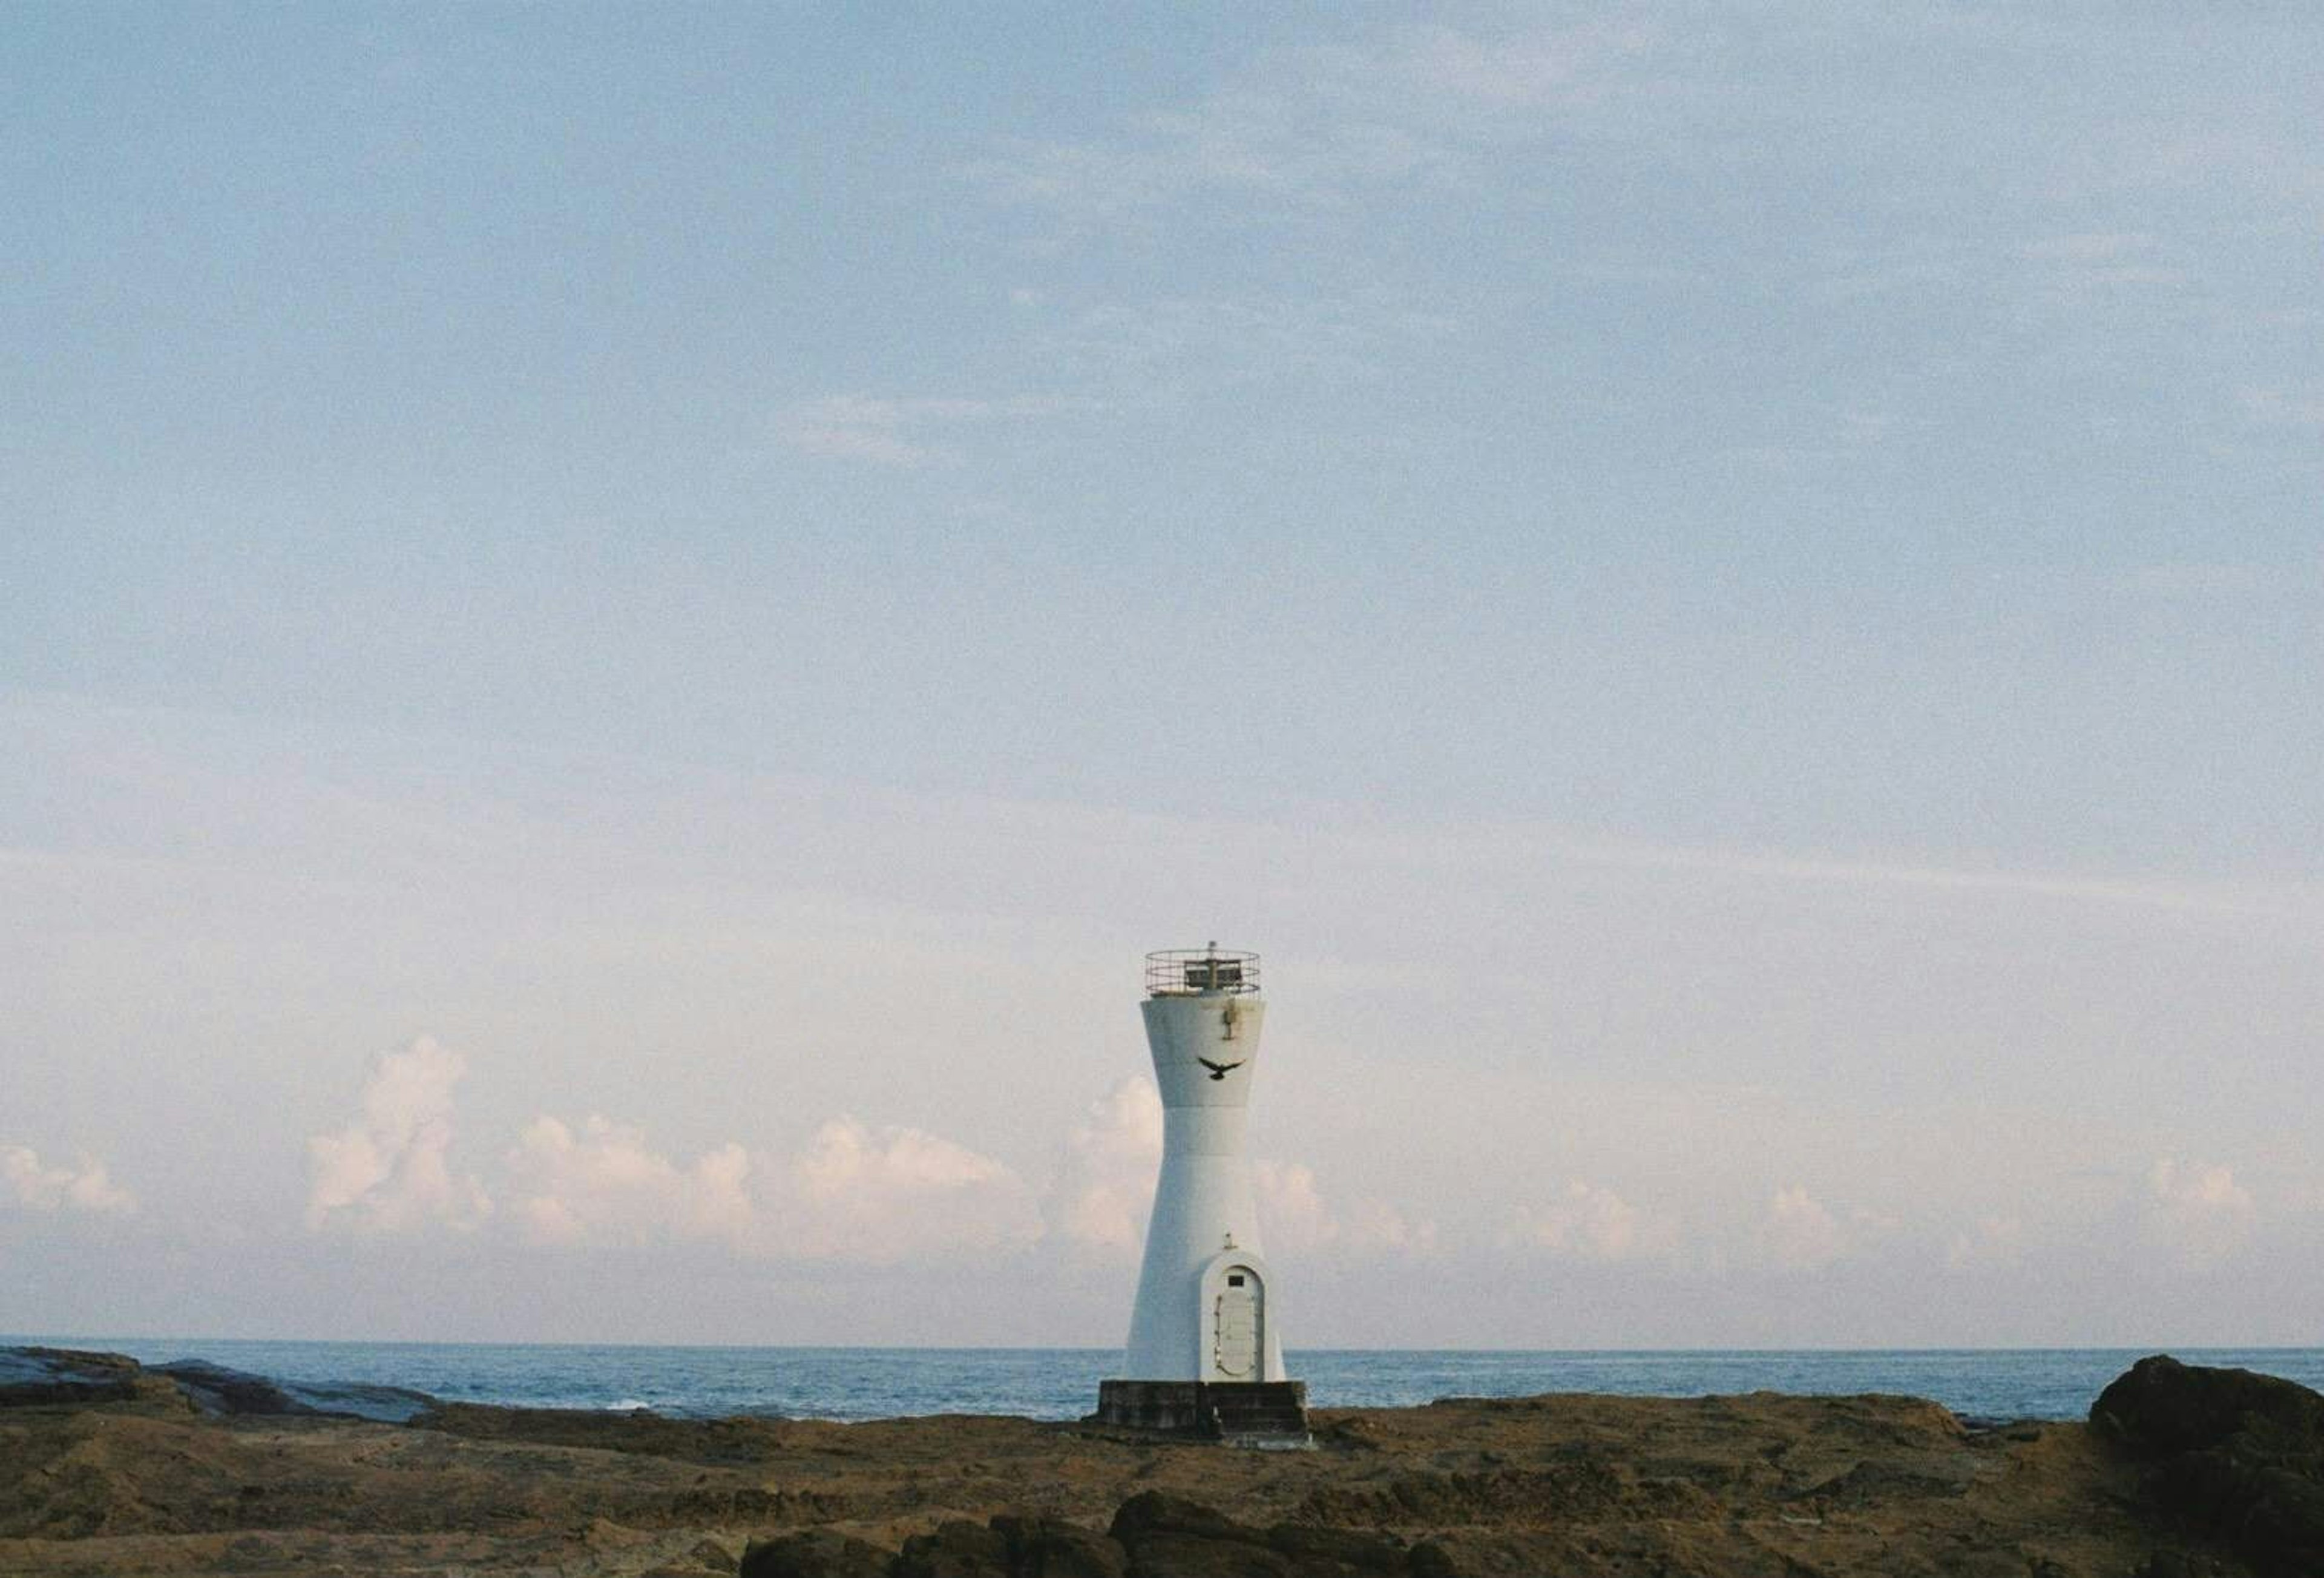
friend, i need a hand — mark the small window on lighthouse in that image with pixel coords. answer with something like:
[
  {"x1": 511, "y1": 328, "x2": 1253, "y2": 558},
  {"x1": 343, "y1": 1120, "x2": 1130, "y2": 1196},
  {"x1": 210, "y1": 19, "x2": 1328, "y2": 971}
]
[{"x1": 1227, "y1": 1274, "x2": 1246, "y2": 1287}]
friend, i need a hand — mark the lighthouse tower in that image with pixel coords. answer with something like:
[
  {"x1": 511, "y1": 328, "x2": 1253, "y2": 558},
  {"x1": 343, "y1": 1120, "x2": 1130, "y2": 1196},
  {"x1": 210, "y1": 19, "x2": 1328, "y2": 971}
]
[{"x1": 1095, "y1": 945, "x2": 1308, "y2": 1442}]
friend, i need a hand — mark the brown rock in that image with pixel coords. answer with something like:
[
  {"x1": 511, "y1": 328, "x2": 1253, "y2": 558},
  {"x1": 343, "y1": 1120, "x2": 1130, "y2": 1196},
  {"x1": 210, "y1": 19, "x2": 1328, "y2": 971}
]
[
  {"x1": 740, "y1": 1529, "x2": 897, "y2": 1578},
  {"x1": 0, "y1": 1347, "x2": 162, "y2": 1410},
  {"x1": 2092, "y1": 1355, "x2": 2324, "y2": 1578},
  {"x1": 2093, "y1": 1356, "x2": 2324, "y2": 1459},
  {"x1": 991, "y1": 1514, "x2": 1129, "y2": 1578},
  {"x1": 0, "y1": 1347, "x2": 2292, "y2": 1578},
  {"x1": 896, "y1": 1517, "x2": 1013, "y2": 1577}
]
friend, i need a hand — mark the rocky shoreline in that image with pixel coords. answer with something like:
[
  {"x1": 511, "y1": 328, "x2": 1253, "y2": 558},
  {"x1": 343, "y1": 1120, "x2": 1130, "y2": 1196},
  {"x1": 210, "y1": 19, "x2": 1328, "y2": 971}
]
[{"x1": 4, "y1": 1345, "x2": 2318, "y2": 1576}]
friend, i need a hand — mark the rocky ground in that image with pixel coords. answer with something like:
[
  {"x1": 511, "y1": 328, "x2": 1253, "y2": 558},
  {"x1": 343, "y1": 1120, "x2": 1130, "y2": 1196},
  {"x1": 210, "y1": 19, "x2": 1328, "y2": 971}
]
[{"x1": 2, "y1": 1346, "x2": 2314, "y2": 1577}]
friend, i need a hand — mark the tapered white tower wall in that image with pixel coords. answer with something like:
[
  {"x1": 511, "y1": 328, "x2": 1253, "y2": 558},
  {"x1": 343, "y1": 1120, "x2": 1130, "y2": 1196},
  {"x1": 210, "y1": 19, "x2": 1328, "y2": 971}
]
[{"x1": 1121, "y1": 948, "x2": 1288, "y2": 1383}]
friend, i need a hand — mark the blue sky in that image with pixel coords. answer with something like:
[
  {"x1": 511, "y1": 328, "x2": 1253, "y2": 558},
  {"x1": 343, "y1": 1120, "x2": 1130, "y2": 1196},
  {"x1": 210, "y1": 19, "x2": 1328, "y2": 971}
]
[{"x1": 4, "y1": 4, "x2": 2319, "y2": 1347}]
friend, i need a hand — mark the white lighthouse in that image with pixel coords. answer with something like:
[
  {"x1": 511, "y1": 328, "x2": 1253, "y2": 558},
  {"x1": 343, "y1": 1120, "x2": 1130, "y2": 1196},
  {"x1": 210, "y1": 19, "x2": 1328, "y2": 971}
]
[{"x1": 1095, "y1": 945, "x2": 1308, "y2": 1441}]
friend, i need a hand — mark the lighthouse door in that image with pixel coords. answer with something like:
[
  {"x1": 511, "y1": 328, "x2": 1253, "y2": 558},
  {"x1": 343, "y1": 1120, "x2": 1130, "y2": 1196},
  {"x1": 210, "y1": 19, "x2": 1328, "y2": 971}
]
[{"x1": 1212, "y1": 1268, "x2": 1261, "y2": 1379}]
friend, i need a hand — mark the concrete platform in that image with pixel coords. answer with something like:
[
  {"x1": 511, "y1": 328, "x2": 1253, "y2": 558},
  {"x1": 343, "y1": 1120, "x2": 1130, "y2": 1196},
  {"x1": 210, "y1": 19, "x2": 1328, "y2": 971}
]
[{"x1": 1092, "y1": 1379, "x2": 1310, "y2": 1445}]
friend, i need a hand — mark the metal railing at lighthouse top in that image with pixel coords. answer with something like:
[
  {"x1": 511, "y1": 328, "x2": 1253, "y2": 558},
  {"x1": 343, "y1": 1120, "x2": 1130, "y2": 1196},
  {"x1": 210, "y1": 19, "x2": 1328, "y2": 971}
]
[{"x1": 1145, "y1": 945, "x2": 1261, "y2": 996}]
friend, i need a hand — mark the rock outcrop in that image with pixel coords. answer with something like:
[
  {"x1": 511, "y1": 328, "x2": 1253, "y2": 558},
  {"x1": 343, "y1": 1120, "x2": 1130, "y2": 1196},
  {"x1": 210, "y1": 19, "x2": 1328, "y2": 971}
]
[
  {"x1": 4, "y1": 1344, "x2": 2306, "y2": 1577},
  {"x1": 742, "y1": 1529, "x2": 898, "y2": 1578},
  {"x1": 0, "y1": 1348, "x2": 174, "y2": 1410},
  {"x1": 0, "y1": 1346, "x2": 433, "y2": 1422},
  {"x1": 2090, "y1": 1354, "x2": 2324, "y2": 1578},
  {"x1": 741, "y1": 1494, "x2": 1440, "y2": 1577}
]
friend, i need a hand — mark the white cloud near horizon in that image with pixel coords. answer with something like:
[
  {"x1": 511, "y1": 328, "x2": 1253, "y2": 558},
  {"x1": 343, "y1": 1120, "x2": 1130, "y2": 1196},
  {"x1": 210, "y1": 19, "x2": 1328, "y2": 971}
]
[
  {"x1": 1758, "y1": 1185, "x2": 1849, "y2": 1272},
  {"x1": 1756, "y1": 1186, "x2": 1906, "y2": 1275},
  {"x1": 1243, "y1": 1165, "x2": 1439, "y2": 1263},
  {"x1": 2, "y1": 1145, "x2": 137, "y2": 1217},
  {"x1": 1040, "y1": 1077, "x2": 1430, "y2": 1264},
  {"x1": 783, "y1": 1114, "x2": 1040, "y2": 1261},
  {"x1": 294, "y1": 1020, "x2": 1338, "y2": 1271},
  {"x1": 502, "y1": 1110, "x2": 1039, "y2": 1263},
  {"x1": 1945, "y1": 1214, "x2": 2027, "y2": 1271},
  {"x1": 304, "y1": 1038, "x2": 491, "y2": 1234},
  {"x1": 506, "y1": 1116, "x2": 753, "y2": 1249},
  {"x1": 2142, "y1": 1156, "x2": 2257, "y2": 1267},
  {"x1": 1046, "y1": 1077, "x2": 1164, "y2": 1254},
  {"x1": 1513, "y1": 1181, "x2": 1652, "y2": 1263},
  {"x1": 14, "y1": 696, "x2": 2320, "y2": 1342}
]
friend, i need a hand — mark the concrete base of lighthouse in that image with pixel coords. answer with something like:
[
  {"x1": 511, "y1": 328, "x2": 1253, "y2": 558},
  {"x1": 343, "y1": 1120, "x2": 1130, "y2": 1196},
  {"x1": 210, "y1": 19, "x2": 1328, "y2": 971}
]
[{"x1": 1092, "y1": 1379, "x2": 1310, "y2": 1445}]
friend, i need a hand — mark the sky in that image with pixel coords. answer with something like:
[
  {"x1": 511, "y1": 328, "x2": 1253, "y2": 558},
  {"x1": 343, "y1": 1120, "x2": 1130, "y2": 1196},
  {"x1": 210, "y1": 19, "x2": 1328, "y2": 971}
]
[{"x1": 4, "y1": 3, "x2": 2320, "y2": 1350}]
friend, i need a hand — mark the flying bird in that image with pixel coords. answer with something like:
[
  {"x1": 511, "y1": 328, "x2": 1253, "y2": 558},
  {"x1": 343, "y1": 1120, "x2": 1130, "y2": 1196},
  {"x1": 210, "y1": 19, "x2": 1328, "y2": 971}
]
[{"x1": 1198, "y1": 1057, "x2": 1244, "y2": 1081}]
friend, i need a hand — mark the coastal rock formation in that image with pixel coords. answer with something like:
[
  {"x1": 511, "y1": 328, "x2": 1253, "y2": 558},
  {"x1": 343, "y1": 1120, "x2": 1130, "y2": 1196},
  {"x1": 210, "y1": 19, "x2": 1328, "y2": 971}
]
[
  {"x1": 0, "y1": 1347, "x2": 179, "y2": 1412},
  {"x1": 743, "y1": 1528, "x2": 896, "y2": 1578},
  {"x1": 2, "y1": 1344, "x2": 2309, "y2": 1577},
  {"x1": 742, "y1": 1495, "x2": 1443, "y2": 1578},
  {"x1": 2090, "y1": 1354, "x2": 2324, "y2": 1578},
  {"x1": 0, "y1": 1345, "x2": 433, "y2": 1424}
]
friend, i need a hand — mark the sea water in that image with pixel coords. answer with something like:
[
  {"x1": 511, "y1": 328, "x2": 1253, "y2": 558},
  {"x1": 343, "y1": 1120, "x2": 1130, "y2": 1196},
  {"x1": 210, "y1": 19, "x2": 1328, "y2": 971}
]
[{"x1": 12, "y1": 1339, "x2": 2324, "y2": 1424}]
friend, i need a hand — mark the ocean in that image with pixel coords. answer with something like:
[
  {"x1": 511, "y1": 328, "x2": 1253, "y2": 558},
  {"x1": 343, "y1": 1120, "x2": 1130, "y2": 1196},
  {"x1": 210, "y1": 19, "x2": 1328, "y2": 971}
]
[{"x1": 13, "y1": 1339, "x2": 2324, "y2": 1424}]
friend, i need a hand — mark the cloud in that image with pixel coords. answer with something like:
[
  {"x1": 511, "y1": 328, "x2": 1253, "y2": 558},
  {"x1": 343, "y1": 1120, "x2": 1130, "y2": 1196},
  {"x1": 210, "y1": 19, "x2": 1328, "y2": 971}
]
[
  {"x1": 1046, "y1": 1077, "x2": 1163, "y2": 1252},
  {"x1": 1252, "y1": 1164, "x2": 1439, "y2": 1259},
  {"x1": 1342, "y1": 1198, "x2": 1439, "y2": 1255},
  {"x1": 1, "y1": 1145, "x2": 137, "y2": 1217},
  {"x1": 304, "y1": 1037, "x2": 491, "y2": 1232},
  {"x1": 2142, "y1": 1156, "x2": 2256, "y2": 1265},
  {"x1": 1945, "y1": 1214, "x2": 2026, "y2": 1270},
  {"x1": 965, "y1": 22, "x2": 1670, "y2": 228},
  {"x1": 1759, "y1": 1185, "x2": 1847, "y2": 1271},
  {"x1": 302, "y1": 1034, "x2": 1034, "y2": 1263},
  {"x1": 775, "y1": 394, "x2": 1098, "y2": 467},
  {"x1": 1042, "y1": 1079, "x2": 1424, "y2": 1263},
  {"x1": 503, "y1": 1111, "x2": 1037, "y2": 1263},
  {"x1": 1253, "y1": 1159, "x2": 1336, "y2": 1252},
  {"x1": 1515, "y1": 1180, "x2": 1649, "y2": 1261},
  {"x1": 505, "y1": 1116, "x2": 752, "y2": 1249},
  {"x1": 783, "y1": 1115, "x2": 1039, "y2": 1261}
]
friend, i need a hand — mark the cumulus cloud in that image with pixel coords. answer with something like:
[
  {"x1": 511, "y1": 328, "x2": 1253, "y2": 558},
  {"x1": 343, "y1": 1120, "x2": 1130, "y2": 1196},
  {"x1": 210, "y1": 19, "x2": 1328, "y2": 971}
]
[
  {"x1": 1, "y1": 1145, "x2": 137, "y2": 1216},
  {"x1": 301, "y1": 1034, "x2": 1038, "y2": 1261},
  {"x1": 1252, "y1": 1159, "x2": 1336, "y2": 1252},
  {"x1": 502, "y1": 1111, "x2": 1037, "y2": 1263},
  {"x1": 2142, "y1": 1156, "x2": 2256, "y2": 1265},
  {"x1": 1042, "y1": 1077, "x2": 1428, "y2": 1263},
  {"x1": 505, "y1": 1116, "x2": 752, "y2": 1249},
  {"x1": 1515, "y1": 1180, "x2": 1647, "y2": 1261},
  {"x1": 304, "y1": 1037, "x2": 490, "y2": 1232},
  {"x1": 1255, "y1": 1165, "x2": 1439, "y2": 1258},
  {"x1": 1759, "y1": 1185, "x2": 1848, "y2": 1271},
  {"x1": 1945, "y1": 1214, "x2": 2027, "y2": 1270},
  {"x1": 783, "y1": 1115, "x2": 1039, "y2": 1261},
  {"x1": 1342, "y1": 1198, "x2": 1438, "y2": 1254},
  {"x1": 295, "y1": 1040, "x2": 1406, "y2": 1272},
  {"x1": 1046, "y1": 1078, "x2": 1164, "y2": 1252}
]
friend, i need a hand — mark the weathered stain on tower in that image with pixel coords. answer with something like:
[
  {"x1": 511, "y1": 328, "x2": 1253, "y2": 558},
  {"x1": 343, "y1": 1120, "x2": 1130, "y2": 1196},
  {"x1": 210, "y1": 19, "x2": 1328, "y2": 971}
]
[{"x1": 1093, "y1": 945, "x2": 1310, "y2": 1444}]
